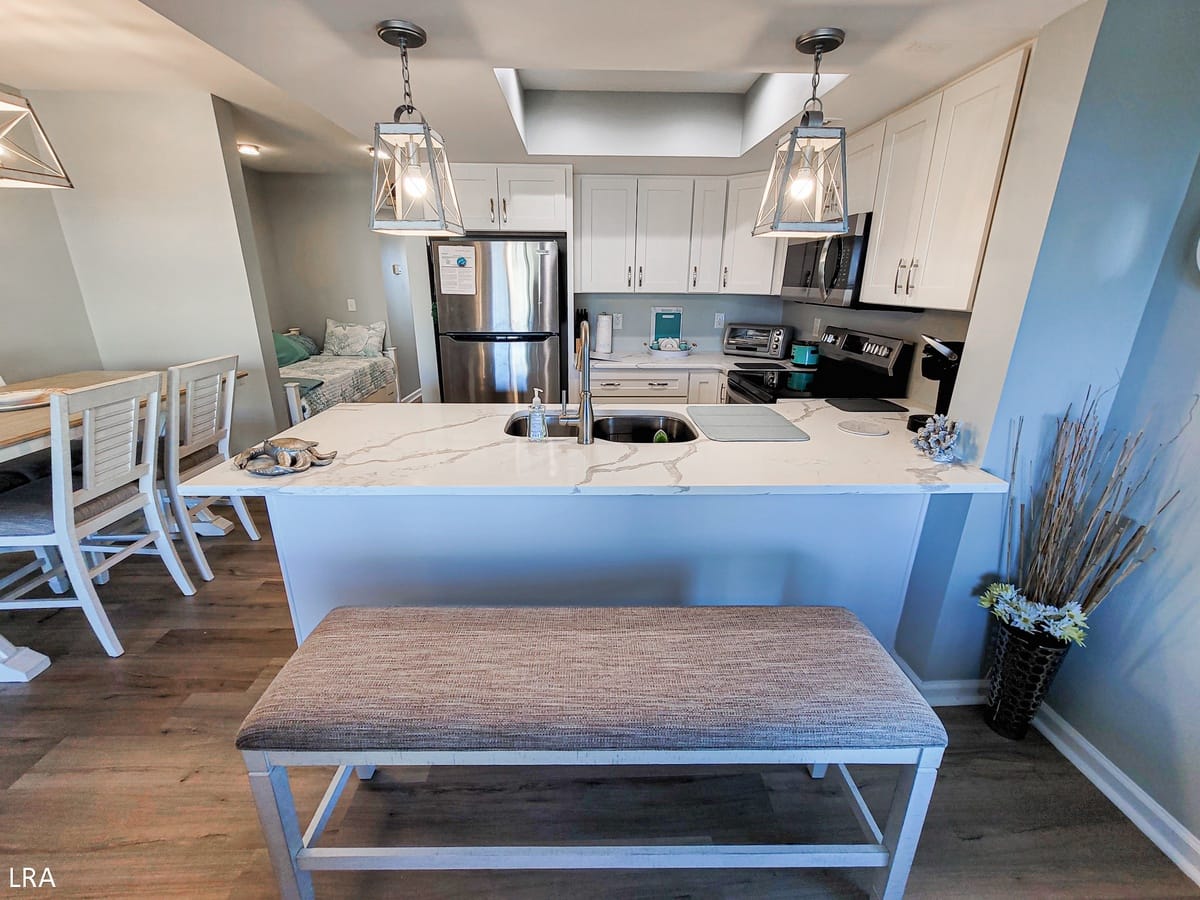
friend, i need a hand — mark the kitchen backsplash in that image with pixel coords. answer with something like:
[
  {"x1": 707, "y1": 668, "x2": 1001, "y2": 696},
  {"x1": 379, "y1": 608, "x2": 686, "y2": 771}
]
[
  {"x1": 577, "y1": 294, "x2": 783, "y2": 352},
  {"x1": 781, "y1": 301, "x2": 971, "y2": 409}
]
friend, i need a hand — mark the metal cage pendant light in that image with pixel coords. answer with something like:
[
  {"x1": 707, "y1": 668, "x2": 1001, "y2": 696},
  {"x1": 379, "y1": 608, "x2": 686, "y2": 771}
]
[
  {"x1": 370, "y1": 20, "x2": 463, "y2": 236},
  {"x1": 0, "y1": 89, "x2": 72, "y2": 189},
  {"x1": 753, "y1": 28, "x2": 848, "y2": 238}
]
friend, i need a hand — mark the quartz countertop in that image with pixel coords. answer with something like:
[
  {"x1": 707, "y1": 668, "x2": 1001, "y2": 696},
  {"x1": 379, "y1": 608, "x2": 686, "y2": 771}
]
[
  {"x1": 590, "y1": 350, "x2": 806, "y2": 372},
  {"x1": 181, "y1": 401, "x2": 1007, "y2": 498}
]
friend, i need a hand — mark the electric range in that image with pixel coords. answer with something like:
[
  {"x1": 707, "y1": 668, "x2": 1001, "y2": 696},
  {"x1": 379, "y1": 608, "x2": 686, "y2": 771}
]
[{"x1": 725, "y1": 326, "x2": 914, "y2": 405}]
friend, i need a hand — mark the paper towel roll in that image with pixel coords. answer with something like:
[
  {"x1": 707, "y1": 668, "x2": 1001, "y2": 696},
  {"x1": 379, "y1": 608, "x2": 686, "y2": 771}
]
[{"x1": 595, "y1": 313, "x2": 614, "y2": 355}]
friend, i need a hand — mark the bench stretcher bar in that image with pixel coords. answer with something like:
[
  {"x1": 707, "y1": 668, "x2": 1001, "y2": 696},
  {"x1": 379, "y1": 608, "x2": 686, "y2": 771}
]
[{"x1": 243, "y1": 745, "x2": 943, "y2": 900}]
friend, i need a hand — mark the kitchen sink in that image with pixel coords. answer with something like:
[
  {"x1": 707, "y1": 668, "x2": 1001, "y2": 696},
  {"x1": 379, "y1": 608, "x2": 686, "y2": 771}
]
[
  {"x1": 594, "y1": 414, "x2": 698, "y2": 443},
  {"x1": 503, "y1": 413, "x2": 577, "y2": 438}
]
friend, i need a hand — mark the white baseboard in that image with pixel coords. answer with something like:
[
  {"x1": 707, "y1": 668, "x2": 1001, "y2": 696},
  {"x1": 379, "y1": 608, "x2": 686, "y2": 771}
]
[
  {"x1": 1034, "y1": 704, "x2": 1200, "y2": 889},
  {"x1": 890, "y1": 652, "x2": 988, "y2": 706},
  {"x1": 400, "y1": 388, "x2": 423, "y2": 404}
]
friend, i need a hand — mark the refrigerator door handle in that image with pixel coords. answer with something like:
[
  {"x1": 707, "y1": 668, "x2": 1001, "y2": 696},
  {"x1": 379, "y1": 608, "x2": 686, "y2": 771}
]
[{"x1": 443, "y1": 333, "x2": 556, "y2": 342}]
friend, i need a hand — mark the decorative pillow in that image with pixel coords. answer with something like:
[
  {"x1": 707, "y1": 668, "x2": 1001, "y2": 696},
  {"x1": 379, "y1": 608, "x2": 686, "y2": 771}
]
[
  {"x1": 322, "y1": 318, "x2": 385, "y2": 357},
  {"x1": 292, "y1": 333, "x2": 320, "y2": 356},
  {"x1": 273, "y1": 332, "x2": 310, "y2": 367}
]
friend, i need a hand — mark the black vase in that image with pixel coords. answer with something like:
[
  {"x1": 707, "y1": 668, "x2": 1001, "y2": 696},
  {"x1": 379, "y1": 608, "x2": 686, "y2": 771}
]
[{"x1": 984, "y1": 620, "x2": 1071, "y2": 740}]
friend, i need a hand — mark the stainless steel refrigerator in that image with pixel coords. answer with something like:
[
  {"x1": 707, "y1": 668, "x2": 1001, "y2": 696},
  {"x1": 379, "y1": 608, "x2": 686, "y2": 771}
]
[{"x1": 430, "y1": 237, "x2": 564, "y2": 403}]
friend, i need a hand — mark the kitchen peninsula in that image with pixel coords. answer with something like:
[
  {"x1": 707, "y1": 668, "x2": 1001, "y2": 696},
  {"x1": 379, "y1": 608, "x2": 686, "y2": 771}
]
[{"x1": 181, "y1": 402, "x2": 1005, "y2": 644}]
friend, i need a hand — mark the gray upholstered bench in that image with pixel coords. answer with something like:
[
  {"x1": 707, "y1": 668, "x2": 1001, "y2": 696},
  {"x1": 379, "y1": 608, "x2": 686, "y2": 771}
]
[{"x1": 238, "y1": 606, "x2": 947, "y2": 900}]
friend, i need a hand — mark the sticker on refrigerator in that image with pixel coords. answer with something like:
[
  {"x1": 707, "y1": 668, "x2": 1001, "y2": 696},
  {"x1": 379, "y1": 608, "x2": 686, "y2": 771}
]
[{"x1": 437, "y1": 245, "x2": 476, "y2": 294}]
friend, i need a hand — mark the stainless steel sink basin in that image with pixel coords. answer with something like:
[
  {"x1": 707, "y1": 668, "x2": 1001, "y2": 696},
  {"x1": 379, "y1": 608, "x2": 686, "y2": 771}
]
[
  {"x1": 593, "y1": 414, "x2": 698, "y2": 443},
  {"x1": 504, "y1": 413, "x2": 577, "y2": 438}
]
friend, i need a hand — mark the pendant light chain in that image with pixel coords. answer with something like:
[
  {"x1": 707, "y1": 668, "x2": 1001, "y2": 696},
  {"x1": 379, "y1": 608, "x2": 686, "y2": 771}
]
[
  {"x1": 395, "y1": 42, "x2": 416, "y2": 120},
  {"x1": 807, "y1": 47, "x2": 824, "y2": 114}
]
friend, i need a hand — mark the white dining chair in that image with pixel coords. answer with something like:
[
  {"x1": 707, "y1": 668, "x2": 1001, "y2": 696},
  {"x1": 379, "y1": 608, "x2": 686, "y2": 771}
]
[
  {"x1": 0, "y1": 372, "x2": 196, "y2": 657},
  {"x1": 161, "y1": 356, "x2": 260, "y2": 582}
]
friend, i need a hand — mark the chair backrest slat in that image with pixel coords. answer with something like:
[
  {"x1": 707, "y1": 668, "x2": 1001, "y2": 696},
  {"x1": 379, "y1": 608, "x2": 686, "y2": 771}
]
[
  {"x1": 166, "y1": 356, "x2": 239, "y2": 475},
  {"x1": 51, "y1": 372, "x2": 162, "y2": 516}
]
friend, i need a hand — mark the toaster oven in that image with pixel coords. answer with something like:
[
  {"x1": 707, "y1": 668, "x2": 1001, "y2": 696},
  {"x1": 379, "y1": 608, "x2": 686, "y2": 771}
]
[{"x1": 721, "y1": 323, "x2": 794, "y2": 359}]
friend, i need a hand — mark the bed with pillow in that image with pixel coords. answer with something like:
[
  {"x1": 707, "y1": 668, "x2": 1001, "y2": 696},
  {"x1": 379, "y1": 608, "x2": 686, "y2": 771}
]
[{"x1": 274, "y1": 320, "x2": 401, "y2": 425}]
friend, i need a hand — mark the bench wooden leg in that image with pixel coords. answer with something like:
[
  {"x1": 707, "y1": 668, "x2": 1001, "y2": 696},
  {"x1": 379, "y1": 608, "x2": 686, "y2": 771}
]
[
  {"x1": 355, "y1": 765, "x2": 376, "y2": 780},
  {"x1": 807, "y1": 763, "x2": 828, "y2": 779},
  {"x1": 871, "y1": 748, "x2": 941, "y2": 900},
  {"x1": 244, "y1": 752, "x2": 314, "y2": 900}
]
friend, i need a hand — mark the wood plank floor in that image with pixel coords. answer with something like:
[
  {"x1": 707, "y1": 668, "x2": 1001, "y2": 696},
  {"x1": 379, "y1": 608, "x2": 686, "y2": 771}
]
[{"x1": 0, "y1": 503, "x2": 1195, "y2": 899}]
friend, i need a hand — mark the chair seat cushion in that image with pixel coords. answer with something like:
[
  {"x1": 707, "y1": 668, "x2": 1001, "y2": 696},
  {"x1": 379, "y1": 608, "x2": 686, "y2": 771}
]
[
  {"x1": 0, "y1": 477, "x2": 140, "y2": 537},
  {"x1": 236, "y1": 606, "x2": 948, "y2": 753}
]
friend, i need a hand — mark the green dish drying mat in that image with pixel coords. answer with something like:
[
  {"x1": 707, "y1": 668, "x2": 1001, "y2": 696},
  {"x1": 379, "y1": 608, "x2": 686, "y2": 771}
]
[{"x1": 686, "y1": 406, "x2": 810, "y2": 442}]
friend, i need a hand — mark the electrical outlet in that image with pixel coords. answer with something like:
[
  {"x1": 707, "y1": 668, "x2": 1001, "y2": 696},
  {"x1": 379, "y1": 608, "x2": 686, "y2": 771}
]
[
  {"x1": 392, "y1": 264, "x2": 402, "y2": 275},
  {"x1": 613, "y1": 313, "x2": 623, "y2": 330},
  {"x1": 813, "y1": 316, "x2": 823, "y2": 339},
  {"x1": 346, "y1": 298, "x2": 357, "y2": 312},
  {"x1": 714, "y1": 312, "x2": 726, "y2": 329}
]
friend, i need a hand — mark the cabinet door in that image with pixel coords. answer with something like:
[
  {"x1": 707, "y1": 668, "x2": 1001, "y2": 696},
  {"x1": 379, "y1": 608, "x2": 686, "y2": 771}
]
[
  {"x1": 720, "y1": 173, "x2": 783, "y2": 295},
  {"x1": 577, "y1": 176, "x2": 638, "y2": 292},
  {"x1": 907, "y1": 50, "x2": 1026, "y2": 311},
  {"x1": 634, "y1": 178, "x2": 694, "y2": 293},
  {"x1": 688, "y1": 177, "x2": 727, "y2": 293},
  {"x1": 497, "y1": 165, "x2": 566, "y2": 231},
  {"x1": 451, "y1": 164, "x2": 500, "y2": 231},
  {"x1": 687, "y1": 371, "x2": 719, "y2": 403},
  {"x1": 858, "y1": 93, "x2": 942, "y2": 305},
  {"x1": 844, "y1": 120, "x2": 886, "y2": 216}
]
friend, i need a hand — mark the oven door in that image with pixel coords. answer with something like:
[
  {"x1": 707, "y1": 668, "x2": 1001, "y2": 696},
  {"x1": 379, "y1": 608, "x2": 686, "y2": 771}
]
[{"x1": 725, "y1": 378, "x2": 771, "y2": 404}]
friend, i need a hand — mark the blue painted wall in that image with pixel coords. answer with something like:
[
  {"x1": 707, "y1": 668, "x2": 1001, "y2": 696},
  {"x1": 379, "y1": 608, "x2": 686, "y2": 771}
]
[{"x1": 1047, "y1": 145, "x2": 1200, "y2": 837}]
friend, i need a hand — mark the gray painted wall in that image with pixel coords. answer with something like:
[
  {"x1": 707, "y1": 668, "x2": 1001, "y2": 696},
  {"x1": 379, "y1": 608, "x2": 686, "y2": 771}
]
[
  {"x1": 1046, "y1": 146, "x2": 1200, "y2": 838},
  {"x1": 247, "y1": 171, "x2": 421, "y2": 395},
  {"x1": 0, "y1": 188, "x2": 100, "y2": 381},
  {"x1": 33, "y1": 90, "x2": 281, "y2": 447}
]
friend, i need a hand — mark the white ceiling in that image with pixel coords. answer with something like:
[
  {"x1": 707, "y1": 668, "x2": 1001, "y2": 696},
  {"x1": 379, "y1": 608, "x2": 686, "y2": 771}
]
[
  {"x1": 518, "y1": 70, "x2": 765, "y2": 94},
  {"x1": 1, "y1": 0, "x2": 1088, "y2": 176}
]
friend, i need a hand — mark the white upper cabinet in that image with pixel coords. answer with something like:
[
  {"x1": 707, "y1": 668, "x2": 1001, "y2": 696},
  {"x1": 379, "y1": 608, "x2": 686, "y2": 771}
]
[
  {"x1": 452, "y1": 163, "x2": 502, "y2": 230},
  {"x1": 688, "y1": 177, "x2": 727, "y2": 293},
  {"x1": 844, "y1": 121, "x2": 886, "y2": 216},
  {"x1": 496, "y1": 165, "x2": 567, "y2": 231},
  {"x1": 577, "y1": 175, "x2": 638, "y2": 293},
  {"x1": 634, "y1": 178, "x2": 695, "y2": 293},
  {"x1": 859, "y1": 93, "x2": 942, "y2": 305},
  {"x1": 449, "y1": 164, "x2": 568, "y2": 232},
  {"x1": 859, "y1": 49, "x2": 1026, "y2": 311},
  {"x1": 908, "y1": 50, "x2": 1026, "y2": 311},
  {"x1": 720, "y1": 173, "x2": 786, "y2": 295}
]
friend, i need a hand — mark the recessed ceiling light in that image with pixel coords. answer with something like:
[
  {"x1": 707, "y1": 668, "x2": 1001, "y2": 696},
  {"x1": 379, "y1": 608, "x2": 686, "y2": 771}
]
[
  {"x1": 237, "y1": 143, "x2": 261, "y2": 157},
  {"x1": 366, "y1": 145, "x2": 376, "y2": 156}
]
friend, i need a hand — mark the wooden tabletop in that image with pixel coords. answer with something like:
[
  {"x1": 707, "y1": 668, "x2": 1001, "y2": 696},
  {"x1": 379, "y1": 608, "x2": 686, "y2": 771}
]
[
  {"x1": 0, "y1": 369, "x2": 249, "y2": 461},
  {"x1": 0, "y1": 371, "x2": 151, "y2": 456}
]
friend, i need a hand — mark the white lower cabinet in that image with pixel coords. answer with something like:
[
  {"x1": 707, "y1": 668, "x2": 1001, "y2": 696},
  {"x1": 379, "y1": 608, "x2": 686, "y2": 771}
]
[
  {"x1": 687, "y1": 371, "x2": 721, "y2": 404},
  {"x1": 591, "y1": 370, "x2": 688, "y2": 404}
]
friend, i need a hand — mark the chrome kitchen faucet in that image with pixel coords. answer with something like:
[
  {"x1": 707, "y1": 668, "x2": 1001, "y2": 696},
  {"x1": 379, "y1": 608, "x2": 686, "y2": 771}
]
[{"x1": 560, "y1": 319, "x2": 594, "y2": 444}]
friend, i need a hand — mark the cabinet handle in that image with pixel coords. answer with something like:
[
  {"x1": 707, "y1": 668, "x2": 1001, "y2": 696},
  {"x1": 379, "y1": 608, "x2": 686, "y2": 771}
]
[
  {"x1": 894, "y1": 259, "x2": 909, "y2": 294},
  {"x1": 501, "y1": 197, "x2": 508, "y2": 224},
  {"x1": 722, "y1": 266, "x2": 729, "y2": 288},
  {"x1": 906, "y1": 259, "x2": 919, "y2": 295},
  {"x1": 627, "y1": 266, "x2": 632, "y2": 288},
  {"x1": 648, "y1": 382, "x2": 670, "y2": 387},
  {"x1": 638, "y1": 265, "x2": 644, "y2": 288},
  {"x1": 600, "y1": 382, "x2": 621, "y2": 387},
  {"x1": 489, "y1": 198, "x2": 495, "y2": 223},
  {"x1": 692, "y1": 265, "x2": 698, "y2": 288}
]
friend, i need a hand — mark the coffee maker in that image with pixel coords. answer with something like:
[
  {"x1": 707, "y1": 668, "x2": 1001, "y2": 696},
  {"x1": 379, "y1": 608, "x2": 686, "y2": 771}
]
[{"x1": 906, "y1": 335, "x2": 964, "y2": 432}]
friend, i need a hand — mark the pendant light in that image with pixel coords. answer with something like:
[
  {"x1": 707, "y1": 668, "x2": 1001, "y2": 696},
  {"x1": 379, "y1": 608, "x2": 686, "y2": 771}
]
[
  {"x1": 0, "y1": 89, "x2": 72, "y2": 189},
  {"x1": 370, "y1": 20, "x2": 463, "y2": 236},
  {"x1": 753, "y1": 27, "x2": 848, "y2": 237}
]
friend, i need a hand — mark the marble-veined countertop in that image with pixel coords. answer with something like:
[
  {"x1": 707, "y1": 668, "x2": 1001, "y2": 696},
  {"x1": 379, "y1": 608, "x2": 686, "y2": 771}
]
[{"x1": 180, "y1": 401, "x2": 1006, "y2": 497}]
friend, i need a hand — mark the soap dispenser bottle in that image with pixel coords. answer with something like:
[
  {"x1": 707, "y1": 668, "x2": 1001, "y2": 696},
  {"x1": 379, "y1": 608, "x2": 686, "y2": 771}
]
[{"x1": 528, "y1": 387, "x2": 548, "y2": 441}]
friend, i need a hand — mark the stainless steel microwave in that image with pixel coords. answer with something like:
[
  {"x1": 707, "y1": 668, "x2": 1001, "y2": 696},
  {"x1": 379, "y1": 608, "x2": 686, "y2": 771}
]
[{"x1": 780, "y1": 212, "x2": 871, "y2": 306}]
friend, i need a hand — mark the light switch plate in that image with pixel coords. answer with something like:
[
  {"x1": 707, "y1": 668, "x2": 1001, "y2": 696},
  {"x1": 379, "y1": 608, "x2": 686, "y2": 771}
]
[
  {"x1": 613, "y1": 313, "x2": 623, "y2": 330},
  {"x1": 714, "y1": 312, "x2": 726, "y2": 329},
  {"x1": 346, "y1": 298, "x2": 357, "y2": 311},
  {"x1": 392, "y1": 264, "x2": 402, "y2": 275}
]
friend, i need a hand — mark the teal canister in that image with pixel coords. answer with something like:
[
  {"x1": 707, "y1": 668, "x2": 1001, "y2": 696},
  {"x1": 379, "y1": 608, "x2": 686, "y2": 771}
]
[{"x1": 791, "y1": 341, "x2": 819, "y2": 367}]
